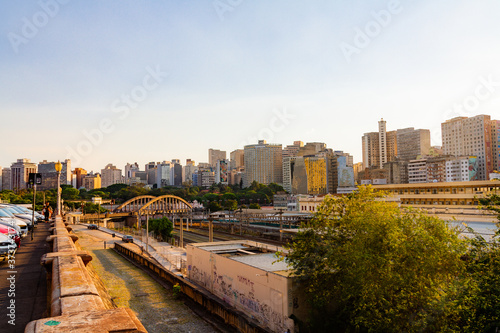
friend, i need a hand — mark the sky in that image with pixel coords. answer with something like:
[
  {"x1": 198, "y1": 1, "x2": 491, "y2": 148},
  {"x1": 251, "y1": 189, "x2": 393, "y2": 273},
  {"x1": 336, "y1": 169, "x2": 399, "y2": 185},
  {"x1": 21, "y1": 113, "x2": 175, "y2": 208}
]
[{"x1": 1, "y1": 0, "x2": 500, "y2": 173}]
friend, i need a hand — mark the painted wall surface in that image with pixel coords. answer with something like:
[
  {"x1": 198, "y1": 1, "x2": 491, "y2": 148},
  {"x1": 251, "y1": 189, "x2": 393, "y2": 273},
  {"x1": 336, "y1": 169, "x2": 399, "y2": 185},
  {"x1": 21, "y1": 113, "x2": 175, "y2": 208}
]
[{"x1": 187, "y1": 245, "x2": 295, "y2": 332}]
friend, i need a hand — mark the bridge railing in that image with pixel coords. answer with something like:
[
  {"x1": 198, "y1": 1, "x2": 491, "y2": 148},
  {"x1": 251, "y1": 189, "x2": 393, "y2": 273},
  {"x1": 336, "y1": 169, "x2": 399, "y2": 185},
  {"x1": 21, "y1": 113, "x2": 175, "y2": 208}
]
[{"x1": 24, "y1": 216, "x2": 147, "y2": 333}]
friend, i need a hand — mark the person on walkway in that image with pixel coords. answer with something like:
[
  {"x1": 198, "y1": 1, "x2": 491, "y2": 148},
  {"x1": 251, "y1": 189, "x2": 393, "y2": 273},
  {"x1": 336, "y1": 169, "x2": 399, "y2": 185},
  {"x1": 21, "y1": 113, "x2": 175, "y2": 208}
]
[{"x1": 44, "y1": 203, "x2": 52, "y2": 222}]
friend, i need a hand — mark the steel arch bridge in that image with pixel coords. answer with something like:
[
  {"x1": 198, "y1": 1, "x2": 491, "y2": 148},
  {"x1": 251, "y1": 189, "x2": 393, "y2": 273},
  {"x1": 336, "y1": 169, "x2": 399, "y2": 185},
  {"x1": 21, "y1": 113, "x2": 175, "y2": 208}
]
[{"x1": 113, "y1": 195, "x2": 192, "y2": 215}]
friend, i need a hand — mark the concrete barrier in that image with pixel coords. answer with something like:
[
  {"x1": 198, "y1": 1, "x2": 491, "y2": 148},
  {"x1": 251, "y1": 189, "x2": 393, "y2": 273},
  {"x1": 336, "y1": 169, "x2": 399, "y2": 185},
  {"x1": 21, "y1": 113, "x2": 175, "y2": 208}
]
[{"x1": 24, "y1": 216, "x2": 147, "y2": 333}]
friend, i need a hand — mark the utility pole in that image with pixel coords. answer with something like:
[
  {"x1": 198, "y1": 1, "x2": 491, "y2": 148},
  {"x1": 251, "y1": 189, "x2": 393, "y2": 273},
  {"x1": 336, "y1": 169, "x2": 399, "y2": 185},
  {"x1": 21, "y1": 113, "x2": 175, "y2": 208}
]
[{"x1": 209, "y1": 216, "x2": 213, "y2": 242}]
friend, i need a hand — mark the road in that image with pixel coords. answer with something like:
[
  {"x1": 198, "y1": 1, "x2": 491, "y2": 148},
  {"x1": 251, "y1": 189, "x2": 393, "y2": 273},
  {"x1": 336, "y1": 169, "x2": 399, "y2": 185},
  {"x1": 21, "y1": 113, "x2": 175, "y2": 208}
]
[{"x1": 72, "y1": 224, "x2": 219, "y2": 333}]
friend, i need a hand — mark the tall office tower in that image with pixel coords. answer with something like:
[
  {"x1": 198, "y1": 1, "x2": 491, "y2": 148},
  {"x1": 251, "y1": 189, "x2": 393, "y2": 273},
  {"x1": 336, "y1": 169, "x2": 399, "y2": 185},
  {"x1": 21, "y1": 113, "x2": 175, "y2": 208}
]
[
  {"x1": 11, "y1": 159, "x2": 37, "y2": 192},
  {"x1": 37, "y1": 160, "x2": 72, "y2": 190},
  {"x1": 396, "y1": 128, "x2": 431, "y2": 161},
  {"x1": 362, "y1": 131, "x2": 380, "y2": 169},
  {"x1": 73, "y1": 168, "x2": 87, "y2": 189},
  {"x1": 2, "y1": 168, "x2": 11, "y2": 191},
  {"x1": 170, "y1": 159, "x2": 183, "y2": 186},
  {"x1": 492, "y1": 120, "x2": 500, "y2": 172},
  {"x1": 208, "y1": 148, "x2": 226, "y2": 168},
  {"x1": 442, "y1": 115, "x2": 493, "y2": 180},
  {"x1": 156, "y1": 161, "x2": 171, "y2": 188},
  {"x1": 229, "y1": 149, "x2": 244, "y2": 170},
  {"x1": 243, "y1": 140, "x2": 282, "y2": 188},
  {"x1": 101, "y1": 164, "x2": 124, "y2": 188},
  {"x1": 282, "y1": 141, "x2": 304, "y2": 159}
]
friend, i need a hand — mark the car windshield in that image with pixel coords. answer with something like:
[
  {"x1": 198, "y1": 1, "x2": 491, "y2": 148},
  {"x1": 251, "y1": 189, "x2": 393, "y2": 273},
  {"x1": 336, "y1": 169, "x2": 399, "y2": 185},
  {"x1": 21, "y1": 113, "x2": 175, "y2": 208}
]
[
  {"x1": 6, "y1": 206, "x2": 23, "y2": 213},
  {"x1": 11, "y1": 206, "x2": 28, "y2": 213},
  {"x1": 0, "y1": 209, "x2": 14, "y2": 218}
]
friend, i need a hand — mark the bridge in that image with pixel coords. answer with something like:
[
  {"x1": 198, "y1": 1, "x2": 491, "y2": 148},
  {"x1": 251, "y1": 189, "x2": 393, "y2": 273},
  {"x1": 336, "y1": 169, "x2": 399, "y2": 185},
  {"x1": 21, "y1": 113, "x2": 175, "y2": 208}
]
[{"x1": 81, "y1": 195, "x2": 192, "y2": 228}]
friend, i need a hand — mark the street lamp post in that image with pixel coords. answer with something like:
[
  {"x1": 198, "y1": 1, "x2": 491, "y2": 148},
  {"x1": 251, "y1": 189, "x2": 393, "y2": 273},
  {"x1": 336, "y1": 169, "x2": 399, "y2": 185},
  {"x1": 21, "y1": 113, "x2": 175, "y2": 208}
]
[{"x1": 55, "y1": 161, "x2": 62, "y2": 218}]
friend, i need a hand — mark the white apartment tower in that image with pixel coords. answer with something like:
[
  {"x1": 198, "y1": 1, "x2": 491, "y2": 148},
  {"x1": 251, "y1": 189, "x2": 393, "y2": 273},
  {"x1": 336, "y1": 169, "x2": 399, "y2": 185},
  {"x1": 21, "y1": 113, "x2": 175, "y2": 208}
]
[{"x1": 379, "y1": 119, "x2": 388, "y2": 168}]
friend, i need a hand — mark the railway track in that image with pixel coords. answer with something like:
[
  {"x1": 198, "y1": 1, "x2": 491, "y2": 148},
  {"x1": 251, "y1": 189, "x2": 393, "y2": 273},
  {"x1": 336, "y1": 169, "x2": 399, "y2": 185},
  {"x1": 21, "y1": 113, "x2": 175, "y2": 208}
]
[{"x1": 172, "y1": 225, "x2": 287, "y2": 247}]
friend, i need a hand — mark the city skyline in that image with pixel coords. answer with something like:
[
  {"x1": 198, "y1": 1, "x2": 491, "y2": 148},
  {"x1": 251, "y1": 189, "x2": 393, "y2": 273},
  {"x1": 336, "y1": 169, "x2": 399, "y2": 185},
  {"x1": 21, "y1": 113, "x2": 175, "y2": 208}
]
[{"x1": 2, "y1": 1, "x2": 500, "y2": 172}]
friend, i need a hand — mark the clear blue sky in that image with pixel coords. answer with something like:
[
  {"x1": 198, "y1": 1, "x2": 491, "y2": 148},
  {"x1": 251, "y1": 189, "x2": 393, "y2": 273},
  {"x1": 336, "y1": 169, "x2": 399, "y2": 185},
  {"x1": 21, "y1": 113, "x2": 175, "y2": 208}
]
[{"x1": 1, "y1": 0, "x2": 499, "y2": 173}]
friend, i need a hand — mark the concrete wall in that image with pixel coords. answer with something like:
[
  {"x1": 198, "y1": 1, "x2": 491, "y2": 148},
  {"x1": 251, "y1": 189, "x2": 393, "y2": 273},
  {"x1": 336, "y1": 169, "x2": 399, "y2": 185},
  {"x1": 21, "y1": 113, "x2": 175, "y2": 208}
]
[{"x1": 187, "y1": 244, "x2": 295, "y2": 332}]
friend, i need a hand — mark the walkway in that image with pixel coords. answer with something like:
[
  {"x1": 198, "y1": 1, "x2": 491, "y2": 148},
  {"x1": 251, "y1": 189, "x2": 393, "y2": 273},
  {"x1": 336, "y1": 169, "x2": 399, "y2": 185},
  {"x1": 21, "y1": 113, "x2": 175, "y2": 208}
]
[{"x1": 0, "y1": 223, "x2": 51, "y2": 333}]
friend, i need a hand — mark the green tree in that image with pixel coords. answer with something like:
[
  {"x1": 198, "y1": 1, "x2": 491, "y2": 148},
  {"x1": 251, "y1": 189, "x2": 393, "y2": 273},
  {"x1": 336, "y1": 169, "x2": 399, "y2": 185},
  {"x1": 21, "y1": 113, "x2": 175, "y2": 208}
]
[
  {"x1": 147, "y1": 217, "x2": 173, "y2": 241},
  {"x1": 61, "y1": 186, "x2": 80, "y2": 201},
  {"x1": 207, "y1": 201, "x2": 222, "y2": 212},
  {"x1": 249, "y1": 203, "x2": 260, "y2": 209},
  {"x1": 281, "y1": 186, "x2": 466, "y2": 332},
  {"x1": 454, "y1": 193, "x2": 500, "y2": 332}
]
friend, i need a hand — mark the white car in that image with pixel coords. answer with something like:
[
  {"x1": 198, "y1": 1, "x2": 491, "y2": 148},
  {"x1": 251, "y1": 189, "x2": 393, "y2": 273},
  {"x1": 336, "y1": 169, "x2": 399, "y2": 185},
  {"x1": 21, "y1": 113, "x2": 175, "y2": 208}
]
[
  {"x1": 0, "y1": 233, "x2": 16, "y2": 259},
  {"x1": 0, "y1": 206, "x2": 34, "y2": 229},
  {"x1": 0, "y1": 208, "x2": 33, "y2": 231}
]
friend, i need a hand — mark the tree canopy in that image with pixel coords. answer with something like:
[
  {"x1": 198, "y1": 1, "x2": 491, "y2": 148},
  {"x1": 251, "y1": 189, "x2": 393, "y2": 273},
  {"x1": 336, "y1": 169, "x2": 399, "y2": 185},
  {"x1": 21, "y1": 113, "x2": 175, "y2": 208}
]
[{"x1": 282, "y1": 186, "x2": 466, "y2": 332}]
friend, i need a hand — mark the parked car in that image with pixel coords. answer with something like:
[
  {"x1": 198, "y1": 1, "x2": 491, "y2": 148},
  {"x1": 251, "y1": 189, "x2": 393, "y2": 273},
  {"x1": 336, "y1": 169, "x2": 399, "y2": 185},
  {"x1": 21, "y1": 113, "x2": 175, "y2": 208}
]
[
  {"x1": 0, "y1": 209, "x2": 28, "y2": 237},
  {"x1": 0, "y1": 233, "x2": 16, "y2": 260},
  {"x1": 87, "y1": 224, "x2": 99, "y2": 230},
  {"x1": 0, "y1": 224, "x2": 21, "y2": 248},
  {"x1": 122, "y1": 235, "x2": 133, "y2": 243}
]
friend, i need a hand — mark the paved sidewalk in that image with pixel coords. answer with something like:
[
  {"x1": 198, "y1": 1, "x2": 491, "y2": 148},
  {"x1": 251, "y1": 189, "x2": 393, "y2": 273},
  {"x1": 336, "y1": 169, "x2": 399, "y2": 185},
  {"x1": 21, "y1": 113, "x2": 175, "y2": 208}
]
[
  {"x1": 78, "y1": 223, "x2": 187, "y2": 275},
  {"x1": 0, "y1": 223, "x2": 51, "y2": 333}
]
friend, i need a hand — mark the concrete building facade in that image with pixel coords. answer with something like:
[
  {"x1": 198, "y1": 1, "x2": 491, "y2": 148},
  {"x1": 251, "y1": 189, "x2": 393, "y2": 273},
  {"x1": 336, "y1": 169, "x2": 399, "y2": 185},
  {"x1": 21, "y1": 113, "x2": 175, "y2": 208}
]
[
  {"x1": 187, "y1": 241, "x2": 297, "y2": 332},
  {"x1": 83, "y1": 173, "x2": 101, "y2": 190},
  {"x1": 396, "y1": 128, "x2": 431, "y2": 161},
  {"x1": 2, "y1": 168, "x2": 11, "y2": 191},
  {"x1": 441, "y1": 115, "x2": 494, "y2": 180},
  {"x1": 37, "y1": 160, "x2": 72, "y2": 191},
  {"x1": 11, "y1": 158, "x2": 37, "y2": 192},
  {"x1": 244, "y1": 140, "x2": 282, "y2": 188},
  {"x1": 101, "y1": 164, "x2": 123, "y2": 188},
  {"x1": 208, "y1": 148, "x2": 226, "y2": 168}
]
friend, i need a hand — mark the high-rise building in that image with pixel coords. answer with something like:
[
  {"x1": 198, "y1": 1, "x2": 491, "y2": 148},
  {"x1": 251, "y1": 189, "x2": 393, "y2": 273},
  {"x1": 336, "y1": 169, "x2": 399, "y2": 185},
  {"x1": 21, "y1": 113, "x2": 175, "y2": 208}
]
[
  {"x1": 156, "y1": 161, "x2": 171, "y2": 188},
  {"x1": 2, "y1": 168, "x2": 11, "y2": 191},
  {"x1": 215, "y1": 159, "x2": 229, "y2": 185},
  {"x1": 125, "y1": 163, "x2": 140, "y2": 180},
  {"x1": 379, "y1": 119, "x2": 388, "y2": 168},
  {"x1": 441, "y1": 115, "x2": 494, "y2": 180},
  {"x1": 37, "y1": 160, "x2": 72, "y2": 190},
  {"x1": 73, "y1": 168, "x2": 87, "y2": 189},
  {"x1": 101, "y1": 164, "x2": 124, "y2": 188},
  {"x1": 208, "y1": 149, "x2": 226, "y2": 168},
  {"x1": 11, "y1": 158, "x2": 37, "y2": 192},
  {"x1": 183, "y1": 159, "x2": 198, "y2": 184},
  {"x1": 396, "y1": 128, "x2": 431, "y2": 161},
  {"x1": 282, "y1": 141, "x2": 304, "y2": 159},
  {"x1": 362, "y1": 132, "x2": 380, "y2": 169},
  {"x1": 492, "y1": 120, "x2": 500, "y2": 172},
  {"x1": 170, "y1": 160, "x2": 182, "y2": 187},
  {"x1": 244, "y1": 140, "x2": 282, "y2": 188},
  {"x1": 83, "y1": 173, "x2": 101, "y2": 190},
  {"x1": 229, "y1": 149, "x2": 245, "y2": 170}
]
